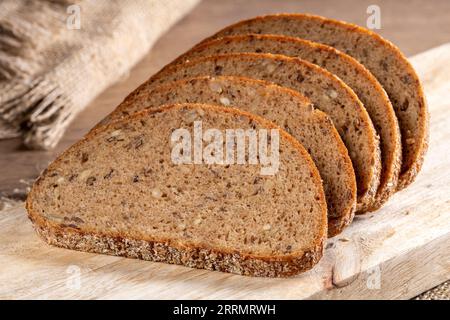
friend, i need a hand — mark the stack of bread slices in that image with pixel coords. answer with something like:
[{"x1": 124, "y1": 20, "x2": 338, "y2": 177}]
[{"x1": 26, "y1": 14, "x2": 428, "y2": 277}]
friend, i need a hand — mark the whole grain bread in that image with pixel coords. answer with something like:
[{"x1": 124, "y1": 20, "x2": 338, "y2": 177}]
[
  {"x1": 173, "y1": 34, "x2": 401, "y2": 212},
  {"x1": 97, "y1": 76, "x2": 356, "y2": 236},
  {"x1": 26, "y1": 103, "x2": 328, "y2": 277},
  {"x1": 205, "y1": 13, "x2": 428, "y2": 190},
  {"x1": 120, "y1": 53, "x2": 381, "y2": 211}
]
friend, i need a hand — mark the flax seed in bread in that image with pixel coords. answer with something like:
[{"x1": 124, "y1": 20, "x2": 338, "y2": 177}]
[
  {"x1": 205, "y1": 13, "x2": 428, "y2": 190},
  {"x1": 120, "y1": 53, "x2": 381, "y2": 211},
  {"x1": 26, "y1": 103, "x2": 328, "y2": 277},
  {"x1": 173, "y1": 34, "x2": 401, "y2": 211},
  {"x1": 97, "y1": 76, "x2": 356, "y2": 236}
]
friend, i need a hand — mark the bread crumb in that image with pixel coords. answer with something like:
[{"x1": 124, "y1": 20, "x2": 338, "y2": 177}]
[
  {"x1": 184, "y1": 110, "x2": 198, "y2": 123},
  {"x1": 197, "y1": 108, "x2": 205, "y2": 117},
  {"x1": 79, "y1": 169, "x2": 92, "y2": 180},
  {"x1": 151, "y1": 188, "x2": 162, "y2": 199},
  {"x1": 219, "y1": 96, "x2": 231, "y2": 106},
  {"x1": 209, "y1": 80, "x2": 223, "y2": 93},
  {"x1": 266, "y1": 63, "x2": 277, "y2": 73},
  {"x1": 263, "y1": 224, "x2": 271, "y2": 231},
  {"x1": 328, "y1": 90, "x2": 338, "y2": 99},
  {"x1": 110, "y1": 130, "x2": 122, "y2": 137}
]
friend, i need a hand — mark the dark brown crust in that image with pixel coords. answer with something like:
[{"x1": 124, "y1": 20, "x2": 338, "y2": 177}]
[
  {"x1": 328, "y1": 211, "x2": 355, "y2": 238},
  {"x1": 173, "y1": 34, "x2": 402, "y2": 213},
  {"x1": 395, "y1": 105, "x2": 429, "y2": 191},
  {"x1": 95, "y1": 76, "x2": 356, "y2": 236},
  {"x1": 203, "y1": 13, "x2": 428, "y2": 192},
  {"x1": 305, "y1": 106, "x2": 356, "y2": 236},
  {"x1": 32, "y1": 221, "x2": 325, "y2": 278},
  {"x1": 26, "y1": 103, "x2": 328, "y2": 277}
]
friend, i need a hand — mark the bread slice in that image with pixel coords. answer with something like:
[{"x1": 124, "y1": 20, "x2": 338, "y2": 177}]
[
  {"x1": 205, "y1": 13, "x2": 428, "y2": 190},
  {"x1": 173, "y1": 34, "x2": 401, "y2": 212},
  {"x1": 26, "y1": 103, "x2": 328, "y2": 277},
  {"x1": 97, "y1": 76, "x2": 356, "y2": 236},
  {"x1": 120, "y1": 52, "x2": 381, "y2": 211}
]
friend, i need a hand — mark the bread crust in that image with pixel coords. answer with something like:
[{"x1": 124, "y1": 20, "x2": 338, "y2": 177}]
[
  {"x1": 174, "y1": 34, "x2": 402, "y2": 213},
  {"x1": 26, "y1": 103, "x2": 328, "y2": 277},
  {"x1": 31, "y1": 220, "x2": 325, "y2": 278},
  {"x1": 203, "y1": 13, "x2": 428, "y2": 192}
]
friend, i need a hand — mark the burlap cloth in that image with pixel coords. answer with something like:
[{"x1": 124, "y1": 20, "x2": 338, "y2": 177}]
[{"x1": 0, "y1": 0, "x2": 200, "y2": 149}]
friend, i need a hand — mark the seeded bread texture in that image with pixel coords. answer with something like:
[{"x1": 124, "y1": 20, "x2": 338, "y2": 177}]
[
  {"x1": 174, "y1": 34, "x2": 401, "y2": 212},
  {"x1": 205, "y1": 13, "x2": 428, "y2": 190},
  {"x1": 26, "y1": 103, "x2": 328, "y2": 277},
  {"x1": 97, "y1": 76, "x2": 356, "y2": 236},
  {"x1": 120, "y1": 53, "x2": 381, "y2": 211}
]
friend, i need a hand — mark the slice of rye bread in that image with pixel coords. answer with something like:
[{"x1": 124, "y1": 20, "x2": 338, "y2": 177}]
[
  {"x1": 118, "y1": 53, "x2": 381, "y2": 211},
  {"x1": 204, "y1": 13, "x2": 428, "y2": 190},
  {"x1": 26, "y1": 103, "x2": 328, "y2": 277},
  {"x1": 171, "y1": 34, "x2": 401, "y2": 212},
  {"x1": 96, "y1": 76, "x2": 356, "y2": 236}
]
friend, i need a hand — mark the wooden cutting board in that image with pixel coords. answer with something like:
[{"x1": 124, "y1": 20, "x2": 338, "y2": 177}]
[{"x1": 1, "y1": 44, "x2": 449, "y2": 300}]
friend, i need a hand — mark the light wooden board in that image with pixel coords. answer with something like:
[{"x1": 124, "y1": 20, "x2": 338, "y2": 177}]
[{"x1": 1, "y1": 44, "x2": 449, "y2": 300}]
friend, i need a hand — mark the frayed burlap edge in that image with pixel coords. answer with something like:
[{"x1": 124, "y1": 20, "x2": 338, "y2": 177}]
[{"x1": 0, "y1": 0, "x2": 200, "y2": 149}]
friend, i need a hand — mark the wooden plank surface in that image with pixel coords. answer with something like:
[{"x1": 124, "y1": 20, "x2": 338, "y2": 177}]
[
  {"x1": 1, "y1": 0, "x2": 450, "y2": 196},
  {"x1": 1, "y1": 43, "x2": 449, "y2": 300}
]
